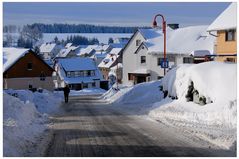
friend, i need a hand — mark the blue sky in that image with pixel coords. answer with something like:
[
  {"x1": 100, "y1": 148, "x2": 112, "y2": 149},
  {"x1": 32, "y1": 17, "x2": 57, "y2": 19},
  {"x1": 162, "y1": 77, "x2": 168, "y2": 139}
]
[{"x1": 3, "y1": 2, "x2": 231, "y2": 27}]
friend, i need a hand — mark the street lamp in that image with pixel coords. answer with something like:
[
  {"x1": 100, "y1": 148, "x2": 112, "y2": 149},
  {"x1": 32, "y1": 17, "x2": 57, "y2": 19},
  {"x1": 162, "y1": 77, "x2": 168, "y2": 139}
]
[{"x1": 152, "y1": 14, "x2": 167, "y2": 76}]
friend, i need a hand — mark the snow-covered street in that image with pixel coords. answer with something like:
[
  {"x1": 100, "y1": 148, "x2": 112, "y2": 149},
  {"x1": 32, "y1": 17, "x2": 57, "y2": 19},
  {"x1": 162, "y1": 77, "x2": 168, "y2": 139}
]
[
  {"x1": 3, "y1": 62, "x2": 236, "y2": 157},
  {"x1": 44, "y1": 95, "x2": 235, "y2": 157}
]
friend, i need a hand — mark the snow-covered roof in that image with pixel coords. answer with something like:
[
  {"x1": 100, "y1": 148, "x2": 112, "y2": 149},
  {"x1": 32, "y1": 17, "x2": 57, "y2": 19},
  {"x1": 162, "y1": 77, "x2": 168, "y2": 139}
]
[
  {"x1": 110, "y1": 48, "x2": 122, "y2": 55},
  {"x1": 58, "y1": 57, "x2": 97, "y2": 71},
  {"x1": 145, "y1": 25, "x2": 215, "y2": 55},
  {"x1": 65, "y1": 43, "x2": 73, "y2": 48},
  {"x1": 94, "y1": 44, "x2": 111, "y2": 52},
  {"x1": 57, "y1": 46, "x2": 79, "y2": 57},
  {"x1": 77, "y1": 45, "x2": 97, "y2": 56},
  {"x1": 40, "y1": 43, "x2": 57, "y2": 53},
  {"x1": 57, "y1": 58, "x2": 103, "y2": 84},
  {"x1": 207, "y1": 3, "x2": 237, "y2": 31},
  {"x1": 98, "y1": 48, "x2": 122, "y2": 68},
  {"x1": 92, "y1": 51, "x2": 108, "y2": 59},
  {"x1": 3, "y1": 47, "x2": 29, "y2": 72},
  {"x1": 138, "y1": 28, "x2": 163, "y2": 39},
  {"x1": 110, "y1": 43, "x2": 125, "y2": 48}
]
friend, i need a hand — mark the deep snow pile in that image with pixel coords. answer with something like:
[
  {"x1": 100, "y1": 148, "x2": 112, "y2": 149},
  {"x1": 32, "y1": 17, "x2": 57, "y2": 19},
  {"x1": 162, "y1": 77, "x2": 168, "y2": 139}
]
[
  {"x1": 3, "y1": 93, "x2": 47, "y2": 156},
  {"x1": 5, "y1": 89, "x2": 63, "y2": 114},
  {"x1": 161, "y1": 62, "x2": 236, "y2": 104},
  {"x1": 148, "y1": 62, "x2": 236, "y2": 149},
  {"x1": 70, "y1": 88, "x2": 106, "y2": 96}
]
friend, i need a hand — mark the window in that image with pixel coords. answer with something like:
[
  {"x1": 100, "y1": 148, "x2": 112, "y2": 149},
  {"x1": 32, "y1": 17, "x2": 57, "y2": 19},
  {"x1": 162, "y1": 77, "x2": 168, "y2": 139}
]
[
  {"x1": 225, "y1": 58, "x2": 236, "y2": 63},
  {"x1": 87, "y1": 71, "x2": 91, "y2": 76},
  {"x1": 183, "y1": 57, "x2": 193, "y2": 63},
  {"x1": 136, "y1": 39, "x2": 141, "y2": 46},
  {"x1": 29, "y1": 84, "x2": 33, "y2": 89},
  {"x1": 91, "y1": 70, "x2": 95, "y2": 76},
  {"x1": 40, "y1": 72, "x2": 46, "y2": 81},
  {"x1": 83, "y1": 83, "x2": 88, "y2": 88},
  {"x1": 158, "y1": 76, "x2": 163, "y2": 80},
  {"x1": 157, "y1": 58, "x2": 164, "y2": 66},
  {"x1": 27, "y1": 63, "x2": 32, "y2": 70},
  {"x1": 74, "y1": 72, "x2": 79, "y2": 77},
  {"x1": 70, "y1": 72, "x2": 74, "y2": 77},
  {"x1": 141, "y1": 56, "x2": 146, "y2": 64},
  {"x1": 225, "y1": 30, "x2": 235, "y2": 41},
  {"x1": 67, "y1": 72, "x2": 71, "y2": 77},
  {"x1": 80, "y1": 71, "x2": 84, "y2": 77},
  {"x1": 84, "y1": 71, "x2": 88, "y2": 77},
  {"x1": 92, "y1": 82, "x2": 96, "y2": 87}
]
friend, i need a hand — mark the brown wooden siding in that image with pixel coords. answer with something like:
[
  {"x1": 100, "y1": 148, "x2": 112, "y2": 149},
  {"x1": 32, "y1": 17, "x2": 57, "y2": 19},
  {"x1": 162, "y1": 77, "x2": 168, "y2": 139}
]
[{"x1": 4, "y1": 51, "x2": 54, "y2": 78}]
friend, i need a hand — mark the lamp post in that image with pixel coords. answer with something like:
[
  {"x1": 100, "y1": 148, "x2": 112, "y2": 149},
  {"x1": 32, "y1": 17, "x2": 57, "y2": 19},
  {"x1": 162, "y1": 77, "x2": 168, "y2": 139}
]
[{"x1": 152, "y1": 14, "x2": 167, "y2": 76}]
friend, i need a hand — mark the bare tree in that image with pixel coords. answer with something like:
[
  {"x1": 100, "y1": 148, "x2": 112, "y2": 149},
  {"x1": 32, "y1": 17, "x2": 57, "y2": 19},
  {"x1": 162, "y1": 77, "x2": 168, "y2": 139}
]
[{"x1": 20, "y1": 25, "x2": 43, "y2": 46}]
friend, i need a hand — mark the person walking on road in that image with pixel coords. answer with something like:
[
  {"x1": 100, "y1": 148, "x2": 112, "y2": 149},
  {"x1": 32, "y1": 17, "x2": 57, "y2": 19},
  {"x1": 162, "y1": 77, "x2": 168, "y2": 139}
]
[{"x1": 63, "y1": 84, "x2": 70, "y2": 103}]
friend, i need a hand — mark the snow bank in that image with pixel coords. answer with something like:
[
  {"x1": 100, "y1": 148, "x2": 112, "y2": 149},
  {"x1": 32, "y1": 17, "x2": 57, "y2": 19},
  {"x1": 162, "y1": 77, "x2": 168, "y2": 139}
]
[
  {"x1": 70, "y1": 88, "x2": 106, "y2": 96},
  {"x1": 102, "y1": 81, "x2": 164, "y2": 113},
  {"x1": 162, "y1": 61, "x2": 236, "y2": 104},
  {"x1": 148, "y1": 62, "x2": 236, "y2": 149},
  {"x1": 3, "y1": 93, "x2": 46, "y2": 156},
  {"x1": 4, "y1": 89, "x2": 64, "y2": 114}
]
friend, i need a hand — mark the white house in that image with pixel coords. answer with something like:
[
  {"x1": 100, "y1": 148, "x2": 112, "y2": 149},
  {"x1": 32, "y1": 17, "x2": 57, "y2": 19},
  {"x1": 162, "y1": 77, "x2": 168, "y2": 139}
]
[
  {"x1": 39, "y1": 42, "x2": 62, "y2": 60},
  {"x1": 54, "y1": 57, "x2": 103, "y2": 90},
  {"x1": 122, "y1": 26, "x2": 215, "y2": 85}
]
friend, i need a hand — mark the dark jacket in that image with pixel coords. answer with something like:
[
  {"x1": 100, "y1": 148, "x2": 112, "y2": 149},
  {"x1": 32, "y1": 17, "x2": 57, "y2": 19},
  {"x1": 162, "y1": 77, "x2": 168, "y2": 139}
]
[{"x1": 63, "y1": 86, "x2": 70, "y2": 95}]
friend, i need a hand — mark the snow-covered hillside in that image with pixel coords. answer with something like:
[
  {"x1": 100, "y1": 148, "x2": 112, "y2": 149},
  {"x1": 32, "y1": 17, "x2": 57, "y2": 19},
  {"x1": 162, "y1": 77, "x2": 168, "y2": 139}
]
[{"x1": 3, "y1": 33, "x2": 132, "y2": 44}]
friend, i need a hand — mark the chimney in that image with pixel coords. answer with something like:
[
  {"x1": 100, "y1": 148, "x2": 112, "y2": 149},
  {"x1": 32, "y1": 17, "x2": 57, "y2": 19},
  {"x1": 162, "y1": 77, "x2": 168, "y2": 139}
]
[{"x1": 167, "y1": 24, "x2": 179, "y2": 30}]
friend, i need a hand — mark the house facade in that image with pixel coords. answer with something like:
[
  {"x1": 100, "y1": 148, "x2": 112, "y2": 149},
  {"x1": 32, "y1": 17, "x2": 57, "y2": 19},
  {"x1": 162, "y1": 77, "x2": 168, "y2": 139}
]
[
  {"x1": 98, "y1": 48, "x2": 122, "y2": 80},
  {"x1": 207, "y1": 3, "x2": 237, "y2": 62},
  {"x1": 54, "y1": 57, "x2": 103, "y2": 90},
  {"x1": 3, "y1": 48, "x2": 55, "y2": 91},
  {"x1": 122, "y1": 26, "x2": 215, "y2": 85}
]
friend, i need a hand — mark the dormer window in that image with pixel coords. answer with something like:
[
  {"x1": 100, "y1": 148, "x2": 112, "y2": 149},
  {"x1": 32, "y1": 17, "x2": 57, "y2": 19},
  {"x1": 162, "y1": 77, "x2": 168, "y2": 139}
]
[{"x1": 136, "y1": 40, "x2": 141, "y2": 46}]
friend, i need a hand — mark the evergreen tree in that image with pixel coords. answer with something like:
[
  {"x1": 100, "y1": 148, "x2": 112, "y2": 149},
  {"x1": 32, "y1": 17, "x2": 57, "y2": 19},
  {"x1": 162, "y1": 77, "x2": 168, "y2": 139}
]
[{"x1": 108, "y1": 37, "x2": 114, "y2": 44}]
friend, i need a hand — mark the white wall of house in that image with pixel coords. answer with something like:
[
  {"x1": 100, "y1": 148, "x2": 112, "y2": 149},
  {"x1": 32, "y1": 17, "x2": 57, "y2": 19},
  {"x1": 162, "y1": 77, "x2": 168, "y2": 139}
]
[
  {"x1": 4, "y1": 77, "x2": 54, "y2": 91},
  {"x1": 122, "y1": 31, "x2": 145, "y2": 85}
]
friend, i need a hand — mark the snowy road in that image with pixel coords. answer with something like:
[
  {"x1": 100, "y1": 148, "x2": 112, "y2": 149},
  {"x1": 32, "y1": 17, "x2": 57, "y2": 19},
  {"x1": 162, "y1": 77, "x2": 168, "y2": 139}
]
[{"x1": 44, "y1": 95, "x2": 235, "y2": 157}]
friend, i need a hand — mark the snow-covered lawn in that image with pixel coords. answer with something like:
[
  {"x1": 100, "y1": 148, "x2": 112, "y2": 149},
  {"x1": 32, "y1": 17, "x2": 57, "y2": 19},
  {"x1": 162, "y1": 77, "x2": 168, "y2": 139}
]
[
  {"x1": 3, "y1": 89, "x2": 64, "y2": 156},
  {"x1": 103, "y1": 61, "x2": 236, "y2": 150},
  {"x1": 70, "y1": 88, "x2": 106, "y2": 96}
]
